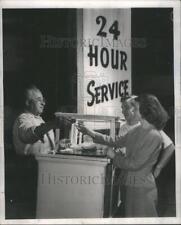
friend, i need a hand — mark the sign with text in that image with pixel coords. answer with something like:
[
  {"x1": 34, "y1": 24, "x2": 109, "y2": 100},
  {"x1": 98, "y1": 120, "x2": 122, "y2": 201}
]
[{"x1": 78, "y1": 9, "x2": 131, "y2": 118}]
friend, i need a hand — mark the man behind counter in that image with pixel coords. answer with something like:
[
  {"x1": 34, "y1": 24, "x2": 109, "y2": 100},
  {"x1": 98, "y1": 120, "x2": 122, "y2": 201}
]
[
  {"x1": 13, "y1": 85, "x2": 69, "y2": 155},
  {"x1": 10, "y1": 85, "x2": 68, "y2": 218}
]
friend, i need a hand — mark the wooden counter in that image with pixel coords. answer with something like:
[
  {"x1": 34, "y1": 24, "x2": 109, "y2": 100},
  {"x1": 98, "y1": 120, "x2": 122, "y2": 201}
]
[{"x1": 35, "y1": 152, "x2": 114, "y2": 218}]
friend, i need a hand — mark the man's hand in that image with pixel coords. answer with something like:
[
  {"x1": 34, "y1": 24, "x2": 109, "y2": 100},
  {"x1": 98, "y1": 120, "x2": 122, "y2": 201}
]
[{"x1": 55, "y1": 116, "x2": 75, "y2": 128}]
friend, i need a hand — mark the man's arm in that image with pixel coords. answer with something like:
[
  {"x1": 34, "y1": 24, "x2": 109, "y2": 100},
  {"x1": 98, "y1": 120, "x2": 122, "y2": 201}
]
[
  {"x1": 153, "y1": 143, "x2": 175, "y2": 178},
  {"x1": 18, "y1": 116, "x2": 68, "y2": 144},
  {"x1": 153, "y1": 130, "x2": 175, "y2": 178}
]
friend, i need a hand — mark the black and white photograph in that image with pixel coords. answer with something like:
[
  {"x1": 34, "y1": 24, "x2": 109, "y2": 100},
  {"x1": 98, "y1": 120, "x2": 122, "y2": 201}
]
[{"x1": 0, "y1": 0, "x2": 180, "y2": 224}]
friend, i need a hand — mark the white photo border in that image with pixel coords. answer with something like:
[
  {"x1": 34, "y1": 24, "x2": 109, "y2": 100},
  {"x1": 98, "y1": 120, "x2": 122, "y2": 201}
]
[{"x1": 0, "y1": 0, "x2": 180, "y2": 224}]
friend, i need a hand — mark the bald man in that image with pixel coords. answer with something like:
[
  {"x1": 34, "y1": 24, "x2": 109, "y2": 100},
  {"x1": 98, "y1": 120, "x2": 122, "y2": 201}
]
[{"x1": 13, "y1": 85, "x2": 67, "y2": 155}]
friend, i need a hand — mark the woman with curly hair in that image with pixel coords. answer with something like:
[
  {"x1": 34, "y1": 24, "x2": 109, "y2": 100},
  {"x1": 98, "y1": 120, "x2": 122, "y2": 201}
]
[{"x1": 76, "y1": 94, "x2": 169, "y2": 217}]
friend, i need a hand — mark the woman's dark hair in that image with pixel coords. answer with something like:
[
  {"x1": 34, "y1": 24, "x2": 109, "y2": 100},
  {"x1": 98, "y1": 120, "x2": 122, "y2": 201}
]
[{"x1": 135, "y1": 94, "x2": 169, "y2": 130}]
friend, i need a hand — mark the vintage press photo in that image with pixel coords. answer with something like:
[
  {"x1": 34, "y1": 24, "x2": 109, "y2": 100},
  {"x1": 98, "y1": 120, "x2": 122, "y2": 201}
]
[{"x1": 0, "y1": 0, "x2": 180, "y2": 224}]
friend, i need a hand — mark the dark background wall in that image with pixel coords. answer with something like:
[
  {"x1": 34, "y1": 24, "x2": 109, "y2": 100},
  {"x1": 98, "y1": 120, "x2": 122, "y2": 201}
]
[
  {"x1": 3, "y1": 9, "x2": 77, "y2": 121},
  {"x1": 3, "y1": 9, "x2": 77, "y2": 219},
  {"x1": 3, "y1": 8, "x2": 175, "y2": 218},
  {"x1": 131, "y1": 8, "x2": 175, "y2": 217},
  {"x1": 132, "y1": 8, "x2": 174, "y2": 137}
]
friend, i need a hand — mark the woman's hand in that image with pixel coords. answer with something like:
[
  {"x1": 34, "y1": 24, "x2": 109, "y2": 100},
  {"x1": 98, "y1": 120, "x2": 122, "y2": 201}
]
[
  {"x1": 153, "y1": 165, "x2": 162, "y2": 178},
  {"x1": 106, "y1": 148, "x2": 115, "y2": 159},
  {"x1": 76, "y1": 121, "x2": 89, "y2": 135},
  {"x1": 59, "y1": 139, "x2": 71, "y2": 149}
]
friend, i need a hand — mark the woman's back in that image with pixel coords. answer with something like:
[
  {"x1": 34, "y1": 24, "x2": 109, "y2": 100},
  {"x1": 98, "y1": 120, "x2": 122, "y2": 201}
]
[{"x1": 117, "y1": 124, "x2": 162, "y2": 188}]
